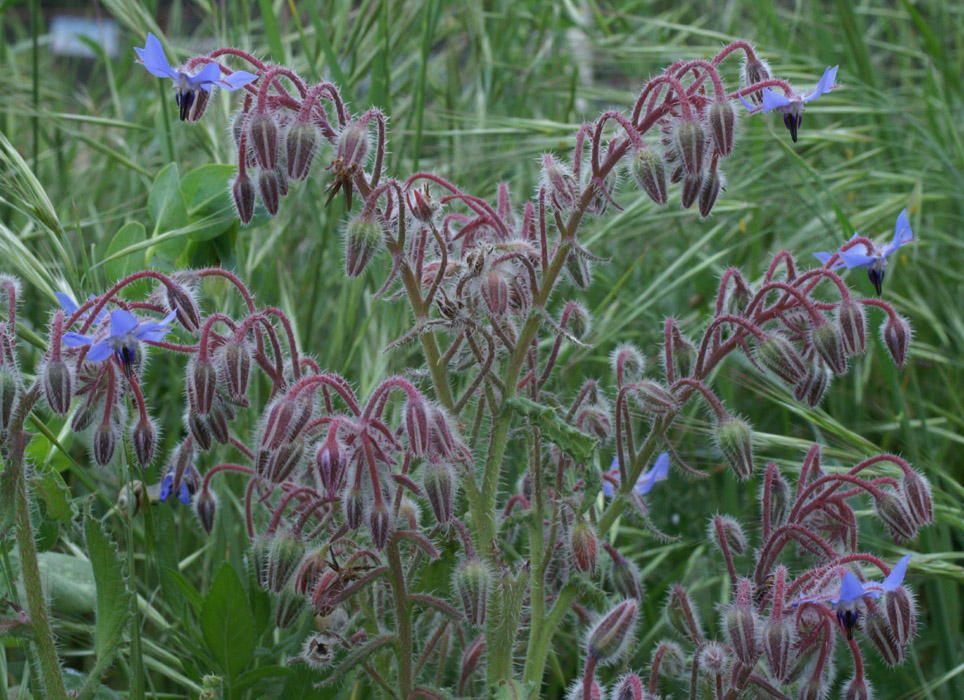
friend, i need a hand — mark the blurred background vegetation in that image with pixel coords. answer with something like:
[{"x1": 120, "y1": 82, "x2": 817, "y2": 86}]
[{"x1": 0, "y1": 0, "x2": 962, "y2": 697}]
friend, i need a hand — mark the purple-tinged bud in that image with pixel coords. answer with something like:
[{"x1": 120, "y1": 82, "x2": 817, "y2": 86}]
[
  {"x1": 673, "y1": 119, "x2": 707, "y2": 177},
  {"x1": 41, "y1": 359, "x2": 72, "y2": 416},
  {"x1": 843, "y1": 676, "x2": 873, "y2": 700},
  {"x1": 335, "y1": 122, "x2": 369, "y2": 167},
  {"x1": 565, "y1": 251, "x2": 593, "y2": 289},
  {"x1": 863, "y1": 606, "x2": 904, "y2": 667},
  {"x1": 652, "y1": 640, "x2": 686, "y2": 679},
  {"x1": 92, "y1": 422, "x2": 117, "y2": 466},
  {"x1": 430, "y1": 409, "x2": 458, "y2": 458},
  {"x1": 194, "y1": 489, "x2": 218, "y2": 534},
  {"x1": 669, "y1": 162, "x2": 683, "y2": 184},
  {"x1": 72, "y1": 399, "x2": 98, "y2": 432},
  {"x1": 588, "y1": 599, "x2": 637, "y2": 664},
  {"x1": 569, "y1": 519, "x2": 598, "y2": 575},
  {"x1": 422, "y1": 461, "x2": 456, "y2": 524},
  {"x1": 836, "y1": 297, "x2": 866, "y2": 357},
  {"x1": 741, "y1": 55, "x2": 771, "y2": 105},
  {"x1": 874, "y1": 490, "x2": 917, "y2": 542},
  {"x1": 276, "y1": 583, "x2": 308, "y2": 629},
  {"x1": 368, "y1": 500, "x2": 393, "y2": 550},
  {"x1": 882, "y1": 586, "x2": 917, "y2": 647},
  {"x1": 183, "y1": 87, "x2": 210, "y2": 123},
  {"x1": 188, "y1": 357, "x2": 218, "y2": 415},
  {"x1": 454, "y1": 560, "x2": 490, "y2": 627},
  {"x1": 811, "y1": 322, "x2": 847, "y2": 375},
  {"x1": 208, "y1": 402, "x2": 231, "y2": 446},
  {"x1": 247, "y1": 112, "x2": 280, "y2": 170},
  {"x1": 217, "y1": 340, "x2": 251, "y2": 400},
  {"x1": 708, "y1": 100, "x2": 736, "y2": 156},
  {"x1": 630, "y1": 146, "x2": 667, "y2": 205},
  {"x1": 275, "y1": 157, "x2": 290, "y2": 197},
  {"x1": 458, "y1": 634, "x2": 486, "y2": 696},
  {"x1": 566, "y1": 680, "x2": 604, "y2": 700},
  {"x1": 579, "y1": 407, "x2": 612, "y2": 442},
  {"x1": 0, "y1": 369, "x2": 18, "y2": 430},
  {"x1": 710, "y1": 515, "x2": 747, "y2": 556},
  {"x1": 798, "y1": 679, "x2": 825, "y2": 700},
  {"x1": 668, "y1": 332, "x2": 698, "y2": 381},
  {"x1": 698, "y1": 168, "x2": 724, "y2": 219},
  {"x1": 794, "y1": 363, "x2": 831, "y2": 407},
  {"x1": 316, "y1": 439, "x2": 347, "y2": 496},
  {"x1": 268, "y1": 440, "x2": 306, "y2": 483},
  {"x1": 266, "y1": 531, "x2": 306, "y2": 593},
  {"x1": 542, "y1": 154, "x2": 579, "y2": 210},
  {"x1": 344, "y1": 486, "x2": 366, "y2": 530},
  {"x1": 293, "y1": 549, "x2": 329, "y2": 596},
  {"x1": 131, "y1": 417, "x2": 157, "y2": 468},
  {"x1": 610, "y1": 343, "x2": 645, "y2": 386},
  {"x1": 882, "y1": 312, "x2": 913, "y2": 370},
  {"x1": 260, "y1": 397, "x2": 299, "y2": 450},
  {"x1": 630, "y1": 380, "x2": 678, "y2": 416},
  {"x1": 231, "y1": 172, "x2": 256, "y2": 225},
  {"x1": 664, "y1": 585, "x2": 703, "y2": 643},
  {"x1": 901, "y1": 470, "x2": 933, "y2": 527},
  {"x1": 165, "y1": 283, "x2": 201, "y2": 334},
  {"x1": 725, "y1": 594, "x2": 760, "y2": 664},
  {"x1": 614, "y1": 673, "x2": 645, "y2": 700},
  {"x1": 258, "y1": 169, "x2": 281, "y2": 216},
  {"x1": 188, "y1": 412, "x2": 213, "y2": 451},
  {"x1": 756, "y1": 333, "x2": 807, "y2": 385},
  {"x1": 766, "y1": 467, "x2": 792, "y2": 527},
  {"x1": 405, "y1": 396, "x2": 430, "y2": 457},
  {"x1": 697, "y1": 640, "x2": 730, "y2": 674},
  {"x1": 713, "y1": 415, "x2": 754, "y2": 480},
  {"x1": 610, "y1": 555, "x2": 645, "y2": 603},
  {"x1": 481, "y1": 270, "x2": 510, "y2": 317},
  {"x1": 762, "y1": 617, "x2": 795, "y2": 682},
  {"x1": 286, "y1": 122, "x2": 320, "y2": 181},
  {"x1": 680, "y1": 173, "x2": 702, "y2": 209},
  {"x1": 249, "y1": 536, "x2": 272, "y2": 591},
  {"x1": 343, "y1": 213, "x2": 384, "y2": 278}
]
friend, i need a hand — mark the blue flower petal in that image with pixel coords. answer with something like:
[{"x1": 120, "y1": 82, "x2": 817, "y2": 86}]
[
  {"x1": 882, "y1": 554, "x2": 911, "y2": 591},
  {"x1": 136, "y1": 33, "x2": 177, "y2": 80},
  {"x1": 838, "y1": 571, "x2": 869, "y2": 603},
  {"x1": 636, "y1": 452, "x2": 670, "y2": 495},
  {"x1": 738, "y1": 91, "x2": 758, "y2": 112},
  {"x1": 837, "y1": 247, "x2": 875, "y2": 269},
  {"x1": 760, "y1": 89, "x2": 792, "y2": 113},
  {"x1": 56, "y1": 292, "x2": 79, "y2": 314},
  {"x1": 178, "y1": 481, "x2": 192, "y2": 504},
  {"x1": 110, "y1": 309, "x2": 138, "y2": 336},
  {"x1": 159, "y1": 474, "x2": 173, "y2": 502},
  {"x1": 62, "y1": 331, "x2": 94, "y2": 347},
  {"x1": 884, "y1": 209, "x2": 914, "y2": 257},
  {"x1": 804, "y1": 65, "x2": 838, "y2": 102},
  {"x1": 219, "y1": 71, "x2": 258, "y2": 91},
  {"x1": 187, "y1": 62, "x2": 222, "y2": 89},
  {"x1": 86, "y1": 341, "x2": 113, "y2": 362}
]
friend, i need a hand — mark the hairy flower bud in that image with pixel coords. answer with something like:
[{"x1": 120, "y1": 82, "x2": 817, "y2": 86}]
[
  {"x1": 697, "y1": 640, "x2": 730, "y2": 674},
  {"x1": 188, "y1": 357, "x2": 218, "y2": 415},
  {"x1": 217, "y1": 340, "x2": 251, "y2": 400},
  {"x1": 344, "y1": 486, "x2": 366, "y2": 530},
  {"x1": 630, "y1": 146, "x2": 668, "y2": 205},
  {"x1": 131, "y1": 417, "x2": 157, "y2": 468},
  {"x1": 542, "y1": 154, "x2": 579, "y2": 210},
  {"x1": 368, "y1": 500, "x2": 393, "y2": 550},
  {"x1": 836, "y1": 297, "x2": 866, "y2": 357},
  {"x1": 631, "y1": 380, "x2": 678, "y2": 416},
  {"x1": 188, "y1": 412, "x2": 213, "y2": 451},
  {"x1": 165, "y1": 283, "x2": 201, "y2": 335},
  {"x1": 231, "y1": 171, "x2": 256, "y2": 225},
  {"x1": 756, "y1": 333, "x2": 806, "y2": 385},
  {"x1": 276, "y1": 583, "x2": 308, "y2": 629},
  {"x1": 266, "y1": 531, "x2": 306, "y2": 593},
  {"x1": 183, "y1": 87, "x2": 210, "y2": 123},
  {"x1": 795, "y1": 363, "x2": 831, "y2": 407},
  {"x1": 286, "y1": 122, "x2": 320, "y2": 181},
  {"x1": 194, "y1": 488, "x2": 218, "y2": 534},
  {"x1": 698, "y1": 168, "x2": 724, "y2": 219},
  {"x1": 673, "y1": 119, "x2": 707, "y2": 176},
  {"x1": 714, "y1": 415, "x2": 754, "y2": 480},
  {"x1": 843, "y1": 676, "x2": 873, "y2": 700},
  {"x1": 901, "y1": 470, "x2": 933, "y2": 527},
  {"x1": 710, "y1": 515, "x2": 747, "y2": 556},
  {"x1": 708, "y1": 100, "x2": 736, "y2": 156},
  {"x1": 811, "y1": 322, "x2": 847, "y2": 375},
  {"x1": 258, "y1": 168, "x2": 281, "y2": 216},
  {"x1": 92, "y1": 421, "x2": 117, "y2": 466},
  {"x1": 762, "y1": 617, "x2": 795, "y2": 682},
  {"x1": 423, "y1": 461, "x2": 456, "y2": 524},
  {"x1": 408, "y1": 186, "x2": 441, "y2": 224},
  {"x1": 741, "y1": 55, "x2": 771, "y2": 105},
  {"x1": 874, "y1": 490, "x2": 917, "y2": 542},
  {"x1": 664, "y1": 585, "x2": 703, "y2": 643},
  {"x1": 614, "y1": 673, "x2": 645, "y2": 700},
  {"x1": 882, "y1": 586, "x2": 917, "y2": 647},
  {"x1": 680, "y1": 173, "x2": 702, "y2": 209},
  {"x1": 267, "y1": 440, "x2": 306, "y2": 483},
  {"x1": 335, "y1": 122, "x2": 369, "y2": 168},
  {"x1": 343, "y1": 213, "x2": 384, "y2": 278},
  {"x1": 454, "y1": 560, "x2": 490, "y2": 627},
  {"x1": 566, "y1": 680, "x2": 604, "y2": 700},
  {"x1": 725, "y1": 587, "x2": 760, "y2": 665},
  {"x1": 41, "y1": 359, "x2": 72, "y2": 416},
  {"x1": 458, "y1": 634, "x2": 486, "y2": 696},
  {"x1": 610, "y1": 343, "x2": 645, "y2": 386},
  {"x1": 0, "y1": 368, "x2": 19, "y2": 430},
  {"x1": 405, "y1": 396, "x2": 430, "y2": 457},
  {"x1": 588, "y1": 599, "x2": 637, "y2": 664},
  {"x1": 247, "y1": 112, "x2": 280, "y2": 170},
  {"x1": 481, "y1": 269, "x2": 510, "y2": 317},
  {"x1": 863, "y1": 606, "x2": 904, "y2": 667},
  {"x1": 565, "y1": 250, "x2": 593, "y2": 289},
  {"x1": 652, "y1": 640, "x2": 686, "y2": 679},
  {"x1": 881, "y1": 313, "x2": 911, "y2": 369},
  {"x1": 569, "y1": 519, "x2": 598, "y2": 575},
  {"x1": 316, "y1": 439, "x2": 347, "y2": 496},
  {"x1": 766, "y1": 467, "x2": 792, "y2": 527},
  {"x1": 610, "y1": 554, "x2": 645, "y2": 602}
]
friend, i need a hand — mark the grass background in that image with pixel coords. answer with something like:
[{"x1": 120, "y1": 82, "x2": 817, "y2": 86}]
[{"x1": 0, "y1": 0, "x2": 962, "y2": 698}]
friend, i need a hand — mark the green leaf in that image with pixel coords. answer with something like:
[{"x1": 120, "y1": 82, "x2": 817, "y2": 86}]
[
  {"x1": 102, "y1": 221, "x2": 146, "y2": 283},
  {"x1": 162, "y1": 566, "x2": 204, "y2": 615},
  {"x1": 507, "y1": 396, "x2": 598, "y2": 462},
  {"x1": 491, "y1": 679, "x2": 538, "y2": 700},
  {"x1": 33, "y1": 469, "x2": 75, "y2": 524},
  {"x1": 201, "y1": 563, "x2": 256, "y2": 682},
  {"x1": 233, "y1": 665, "x2": 293, "y2": 692},
  {"x1": 179, "y1": 164, "x2": 238, "y2": 242},
  {"x1": 147, "y1": 162, "x2": 188, "y2": 260}
]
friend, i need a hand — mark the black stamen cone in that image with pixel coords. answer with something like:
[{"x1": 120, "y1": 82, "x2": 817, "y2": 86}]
[
  {"x1": 178, "y1": 91, "x2": 194, "y2": 121},
  {"x1": 869, "y1": 268, "x2": 885, "y2": 296}
]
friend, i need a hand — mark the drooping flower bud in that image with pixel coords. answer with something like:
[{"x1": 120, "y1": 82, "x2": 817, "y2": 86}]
[
  {"x1": 0, "y1": 368, "x2": 19, "y2": 430},
  {"x1": 762, "y1": 617, "x2": 795, "y2": 682},
  {"x1": 724, "y1": 589, "x2": 760, "y2": 665},
  {"x1": 258, "y1": 169, "x2": 281, "y2": 216},
  {"x1": 713, "y1": 415, "x2": 754, "y2": 480},
  {"x1": 811, "y1": 322, "x2": 847, "y2": 375},
  {"x1": 668, "y1": 327, "x2": 698, "y2": 380},
  {"x1": 630, "y1": 380, "x2": 678, "y2": 416},
  {"x1": 740, "y1": 55, "x2": 771, "y2": 105},
  {"x1": 673, "y1": 119, "x2": 707, "y2": 177},
  {"x1": 266, "y1": 531, "x2": 306, "y2": 593},
  {"x1": 901, "y1": 470, "x2": 933, "y2": 527},
  {"x1": 343, "y1": 213, "x2": 384, "y2": 278},
  {"x1": 405, "y1": 396, "x2": 430, "y2": 457},
  {"x1": 188, "y1": 357, "x2": 218, "y2": 415},
  {"x1": 247, "y1": 112, "x2": 280, "y2": 170},
  {"x1": 41, "y1": 359, "x2": 72, "y2": 416},
  {"x1": 231, "y1": 171, "x2": 256, "y2": 225},
  {"x1": 569, "y1": 519, "x2": 598, "y2": 575},
  {"x1": 610, "y1": 553, "x2": 645, "y2": 602},
  {"x1": 836, "y1": 297, "x2": 866, "y2": 357},
  {"x1": 680, "y1": 173, "x2": 702, "y2": 209},
  {"x1": 216, "y1": 340, "x2": 251, "y2": 400},
  {"x1": 566, "y1": 679, "x2": 604, "y2": 700},
  {"x1": 710, "y1": 515, "x2": 747, "y2": 556},
  {"x1": 481, "y1": 269, "x2": 510, "y2": 317},
  {"x1": 194, "y1": 488, "x2": 218, "y2": 534},
  {"x1": 458, "y1": 634, "x2": 486, "y2": 696},
  {"x1": 882, "y1": 586, "x2": 917, "y2": 647},
  {"x1": 335, "y1": 122, "x2": 369, "y2": 169},
  {"x1": 698, "y1": 168, "x2": 724, "y2": 219},
  {"x1": 165, "y1": 282, "x2": 201, "y2": 334},
  {"x1": 652, "y1": 640, "x2": 686, "y2": 679},
  {"x1": 765, "y1": 466, "x2": 792, "y2": 527},
  {"x1": 881, "y1": 314, "x2": 911, "y2": 369},
  {"x1": 131, "y1": 416, "x2": 157, "y2": 468},
  {"x1": 863, "y1": 606, "x2": 904, "y2": 667},
  {"x1": 542, "y1": 154, "x2": 579, "y2": 210},
  {"x1": 566, "y1": 302, "x2": 592, "y2": 340},
  {"x1": 286, "y1": 122, "x2": 321, "y2": 181},
  {"x1": 614, "y1": 673, "x2": 645, "y2": 700},
  {"x1": 610, "y1": 343, "x2": 645, "y2": 386},
  {"x1": 422, "y1": 461, "x2": 456, "y2": 525},
  {"x1": 276, "y1": 583, "x2": 308, "y2": 629},
  {"x1": 316, "y1": 439, "x2": 347, "y2": 496},
  {"x1": 697, "y1": 640, "x2": 730, "y2": 674},
  {"x1": 756, "y1": 333, "x2": 806, "y2": 385},
  {"x1": 565, "y1": 250, "x2": 593, "y2": 289},
  {"x1": 188, "y1": 412, "x2": 213, "y2": 451},
  {"x1": 664, "y1": 585, "x2": 703, "y2": 643},
  {"x1": 343, "y1": 486, "x2": 366, "y2": 530},
  {"x1": 874, "y1": 490, "x2": 917, "y2": 542},
  {"x1": 794, "y1": 363, "x2": 831, "y2": 407},
  {"x1": 708, "y1": 100, "x2": 736, "y2": 156},
  {"x1": 630, "y1": 146, "x2": 667, "y2": 205},
  {"x1": 588, "y1": 599, "x2": 638, "y2": 664},
  {"x1": 92, "y1": 421, "x2": 117, "y2": 466},
  {"x1": 843, "y1": 676, "x2": 873, "y2": 700},
  {"x1": 368, "y1": 500, "x2": 393, "y2": 550},
  {"x1": 266, "y1": 439, "x2": 306, "y2": 483},
  {"x1": 454, "y1": 560, "x2": 490, "y2": 627}
]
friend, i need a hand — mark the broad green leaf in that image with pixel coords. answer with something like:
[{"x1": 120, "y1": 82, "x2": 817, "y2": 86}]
[
  {"x1": 507, "y1": 396, "x2": 597, "y2": 462},
  {"x1": 102, "y1": 221, "x2": 146, "y2": 283},
  {"x1": 179, "y1": 164, "x2": 238, "y2": 242},
  {"x1": 34, "y1": 551, "x2": 96, "y2": 613},
  {"x1": 147, "y1": 162, "x2": 188, "y2": 260},
  {"x1": 233, "y1": 665, "x2": 293, "y2": 692},
  {"x1": 201, "y1": 563, "x2": 256, "y2": 681},
  {"x1": 33, "y1": 469, "x2": 75, "y2": 524},
  {"x1": 162, "y1": 566, "x2": 204, "y2": 615}
]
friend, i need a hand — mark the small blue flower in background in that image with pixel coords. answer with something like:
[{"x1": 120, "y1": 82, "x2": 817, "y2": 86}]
[
  {"x1": 159, "y1": 463, "x2": 201, "y2": 505},
  {"x1": 134, "y1": 32, "x2": 257, "y2": 121},
  {"x1": 56, "y1": 292, "x2": 107, "y2": 324},
  {"x1": 814, "y1": 209, "x2": 916, "y2": 296},
  {"x1": 740, "y1": 65, "x2": 838, "y2": 142},
  {"x1": 602, "y1": 452, "x2": 670, "y2": 498},
  {"x1": 62, "y1": 308, "x2": 176, "y2": 377},
  {"x1": 796, "y1": 554, "x2": 911, "y2": 640}
]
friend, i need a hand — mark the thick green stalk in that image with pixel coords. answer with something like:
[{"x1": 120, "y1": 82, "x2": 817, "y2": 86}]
[
  {"x1": 523, "y1": 583, "x2": 578, "y2": 684},
  {"x1": 386, "y1": 535, "x2": 413, "y2": 698}
]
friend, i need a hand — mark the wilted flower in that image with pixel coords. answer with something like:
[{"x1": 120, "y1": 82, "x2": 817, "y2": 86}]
[
  {"x1": 602, "y1": 452, "x2": 670, "y2": 497},
  {"x1": 814, "y1": 209, "x2": 916, "y2": 295},
  {"x1": 740, "y1": 65, "x2": 838, "y2": 142},
  {"x1": 62, "y1": 309, "x2": 177, "y2": 377}
]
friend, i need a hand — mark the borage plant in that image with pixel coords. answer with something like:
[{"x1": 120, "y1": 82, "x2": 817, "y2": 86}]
[{"x1": 0, "y1": 34, "x2": 928, "y2": 700}]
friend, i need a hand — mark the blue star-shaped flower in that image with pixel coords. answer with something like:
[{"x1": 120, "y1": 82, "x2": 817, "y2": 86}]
[
  {"x1": 159, "y1": 464, "x2": 200, "y2": 505},
  {"x1": 814, "y1": 209, "x2": 916, "y2": 295},
  {"x1": 740, "y1": 65, "x2": 838, "y2": 142},
  {"x1": 62, "y1": 308, "x2": 176, "y2": 377},
  {"x1": 134, "y1": 33, "x2": 257, "y2": 121},
  {"x1": 601, "y1": 452, "x2": 670, "y2": 498}
]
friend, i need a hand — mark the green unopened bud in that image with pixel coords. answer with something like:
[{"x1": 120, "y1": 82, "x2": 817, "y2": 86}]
[
  {"x1": 454, "y1": 560, "x2": 490, "y2": 627},
  {"x1": 664, "y1": 585, "x2": 703, "y2": 643},
  {"x1": 756, "y1": 333, "x2": 806, "y2": 386},
  {"x1": 287, "y1": 122, "x2": 321, "y2": 181},
  {"x1": 810, "y1": 322, "x2": 847, "y2": 375},
  {"x1": 725, "y1": 600, "x2": 760, "y2": 665},
  {"x1": 0, "y1": 368, "x2": 19, "y2": 430},
  {"x1": 794, "y1": 363, "x2": 831, "y2": 407},
  {"x1": 631, "y1": 380, "x2": 678, "y2": 416},
  {"x1": 41, "y1": 359, "x2": 72, "y2": 416},
  {"x1": 714, "y1": 415, "x2": 754, "y2": 480},
  {"x1": 710, "y1": 515, "x2": 747, "y2": 555},
  {"x1": 276, "y1": 582, "x2": 308, "y2": 628},
  {"x1": 569, "y1": 519, "x2": 598, "y2": 575},
  {"x1": 708, "y1": 100, "x2": 736, "y2": 156},
  {"x1": 131, "y1": 417, "x2": 158, "y2": 468},
  {"x1": 564, "y1": 250, "x2": 593, "y2": 289},
  {"x1": 610, "y1": 343, "x2": 645, "y2": 386},
  {"x1": 587, "y1": 599, "x2": 638, "y2": 664},
  {"x1": 698, "y1": 168, "x2": 725, "y2": 219},
  {"x1": 194, "y1": 489, "x2": 218, "y2": 534},
  {"x1": 673, "y1": 119, "x2": 707, "y2": 176},
  {"x1": 344, "y1": 214, "x2": 385, "y2": 278},
  {"x1": 630, "y1": 146, "x2": 667, "y2": 205},
  {"x1": 652, "y1": 640, "x2": 687, "y2": 679},
  {"x1": 266, "y1": 531, "x2": 306, "y2": 593},
  {"x1": 92, "y1": 422, "x2": 117, "y2": 466}
]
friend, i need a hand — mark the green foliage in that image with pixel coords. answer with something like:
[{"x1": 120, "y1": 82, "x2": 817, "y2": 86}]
[{"x1": 200, "y1": 563, "x2": 257, "y2": 685}]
